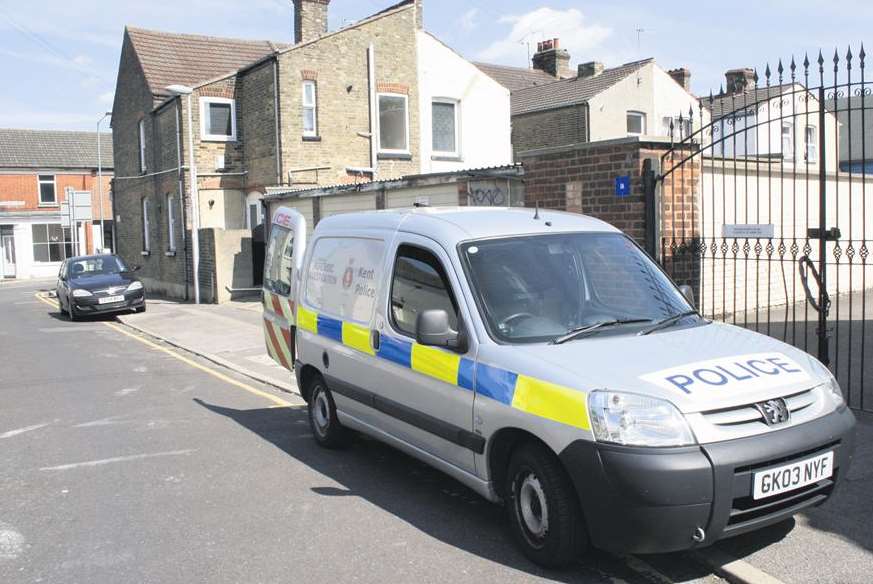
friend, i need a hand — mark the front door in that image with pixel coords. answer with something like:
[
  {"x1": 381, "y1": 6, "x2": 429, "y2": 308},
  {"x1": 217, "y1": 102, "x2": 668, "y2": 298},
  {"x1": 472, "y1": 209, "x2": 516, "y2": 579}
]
[
  {"x1": 367, "y1": 235, "x2": 479, "y2": 475},
  {"x1": 1, "y1": 232, "x2": 15, "y2": 278}
]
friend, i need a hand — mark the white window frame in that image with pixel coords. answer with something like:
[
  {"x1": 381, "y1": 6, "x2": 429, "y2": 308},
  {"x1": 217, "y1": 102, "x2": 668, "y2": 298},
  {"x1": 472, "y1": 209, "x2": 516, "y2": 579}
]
[
  {"x1": 166, "y1": 193, "x2": 176, "y2": 253},
  {"x1": 37, "y1": 174, "x2": 57, "y2": 206},
  {"x1": 138, "y1": 118, "x2": 147, "y2": 173},
  {"x1": 431, "y1": 98, "x2": 461, "y2": 158},
  {"x1": 199, "y1": 97, "x2": 237, "y2": 142},
  {"x1": 805, "y1": 125, "x2": 818, "y2": 163},
  {"x1": 302, "y1": 80, "x2": 318, "y2": 137},
  {"x1": 377, "y1": 92, "x2": 410, "y2": 155},
  {"x1": 626, "y1": 111, "x2": 647, "y2": 136},
  {"x1": 782, "y1": 121, "x2": 795, "y2": 161},
  {"x1": 246, "y1": 201, "x2": 264, "y2": 230},
  {"x1": 142, "y1": 198, "x2": 151, "y2": 254}
]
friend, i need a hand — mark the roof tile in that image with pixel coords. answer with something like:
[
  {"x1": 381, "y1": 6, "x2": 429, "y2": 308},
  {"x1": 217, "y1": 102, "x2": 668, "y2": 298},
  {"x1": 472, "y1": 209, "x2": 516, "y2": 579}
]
[{"x1": 0, "y1": 129, "x2": 113, "y2": 169}]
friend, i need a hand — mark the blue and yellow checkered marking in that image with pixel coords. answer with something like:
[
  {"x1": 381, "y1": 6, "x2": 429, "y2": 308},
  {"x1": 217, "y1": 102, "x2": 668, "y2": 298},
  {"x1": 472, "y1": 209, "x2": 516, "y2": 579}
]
[{"x1": 295, "y1": 307, "x2": 590, "y2": 431}]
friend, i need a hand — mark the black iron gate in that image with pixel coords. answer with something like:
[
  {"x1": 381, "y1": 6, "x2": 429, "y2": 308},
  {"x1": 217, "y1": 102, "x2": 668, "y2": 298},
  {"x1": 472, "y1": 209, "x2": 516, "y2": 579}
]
[{"x1": 656, "y1": 47, "x2": 872, "y2": 412}]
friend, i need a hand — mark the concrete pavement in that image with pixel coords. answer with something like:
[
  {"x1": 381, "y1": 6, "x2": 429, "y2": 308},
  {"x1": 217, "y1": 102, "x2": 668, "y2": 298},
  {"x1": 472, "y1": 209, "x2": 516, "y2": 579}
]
[{"x1": 116, "y1": 296, "x2": 297, "y2": 393}]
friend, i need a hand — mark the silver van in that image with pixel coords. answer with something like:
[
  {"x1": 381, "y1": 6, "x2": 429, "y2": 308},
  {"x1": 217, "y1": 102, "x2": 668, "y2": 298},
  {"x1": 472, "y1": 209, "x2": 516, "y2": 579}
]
[{"x1": 262, "y1": 206, "x2": 855, "y2": 567}]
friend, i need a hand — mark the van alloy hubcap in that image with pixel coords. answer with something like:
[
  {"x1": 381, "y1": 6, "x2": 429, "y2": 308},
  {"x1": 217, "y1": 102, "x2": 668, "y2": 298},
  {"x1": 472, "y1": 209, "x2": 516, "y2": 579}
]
[
  {"x1": 518, "y1": 473, "x2": 549, "y2": 540},
  {"x1": 313, "y1": 389, "x2": 330, "y2": 434}
]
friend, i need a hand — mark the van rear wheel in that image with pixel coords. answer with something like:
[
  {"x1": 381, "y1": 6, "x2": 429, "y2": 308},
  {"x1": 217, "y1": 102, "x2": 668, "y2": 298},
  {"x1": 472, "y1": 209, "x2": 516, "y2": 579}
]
[
  {"x1": 506, "y1": 442, "x2": 587, "y2": 568},
  {"x1": 306, "y1": 376, "x2": 348, "y2": 449}
]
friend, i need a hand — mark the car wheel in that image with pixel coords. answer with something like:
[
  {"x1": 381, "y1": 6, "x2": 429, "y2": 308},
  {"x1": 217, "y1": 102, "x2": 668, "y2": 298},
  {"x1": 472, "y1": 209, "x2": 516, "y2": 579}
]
[
  {"x1": 58, "y1": 297, "x2": 67, "y2": 316},
  {"x1": 306, "y1": 375, "x2": 348, "y2": 449},
  {"x1": 506, "y1": 442, "x2": 587, "y2": 568},
  {"x1": 68, "y1": 304, "x2": 79, "y2": 322}
]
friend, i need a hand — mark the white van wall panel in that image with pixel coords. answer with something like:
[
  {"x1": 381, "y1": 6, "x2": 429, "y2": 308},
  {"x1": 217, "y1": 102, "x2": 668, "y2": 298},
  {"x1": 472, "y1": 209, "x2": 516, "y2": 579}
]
[
  {"x1": 269, "y1": 199, "x2": 315, "y2": 236},
  {"x1": 385, "y1": 184, "x2": 458, "y2": 208},
  {"x1": 321, "y1": 194, "x2": 377, "y2": 218}
]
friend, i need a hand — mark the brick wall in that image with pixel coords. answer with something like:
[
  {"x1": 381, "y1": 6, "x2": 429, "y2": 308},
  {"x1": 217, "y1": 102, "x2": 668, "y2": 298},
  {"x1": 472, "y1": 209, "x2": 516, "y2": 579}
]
[
  {"x1": 513, "y1": 104, "x2": 587, "y2": 153},
  {"x1": 0, "y1": 172, "x2": 112, "y2": 217}
]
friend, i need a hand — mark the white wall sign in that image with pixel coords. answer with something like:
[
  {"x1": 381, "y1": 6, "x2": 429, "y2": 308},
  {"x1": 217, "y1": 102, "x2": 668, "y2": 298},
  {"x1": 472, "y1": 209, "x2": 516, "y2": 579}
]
[{"x1": 722, "y1": 224, "x2": 775, "y2": 238}]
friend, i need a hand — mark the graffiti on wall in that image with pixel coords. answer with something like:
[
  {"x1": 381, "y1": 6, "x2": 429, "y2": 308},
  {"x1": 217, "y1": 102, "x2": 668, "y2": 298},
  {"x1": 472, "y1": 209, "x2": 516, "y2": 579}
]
[{"x1": 468, "y1": 180, "x2": 512, "y2": 206}]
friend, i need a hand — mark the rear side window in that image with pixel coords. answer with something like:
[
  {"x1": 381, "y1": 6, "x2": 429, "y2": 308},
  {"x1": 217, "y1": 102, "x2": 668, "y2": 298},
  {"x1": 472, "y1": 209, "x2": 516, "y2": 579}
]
[
  {"x1": 264, "y1": 225, "x2": 294, "y2": 296},
  {"x1": 390, "y1": 245, "x2": 458, "y2": 337},
  {"x1": 304, "y1": 237, "x2": 385, "y2": 323}
]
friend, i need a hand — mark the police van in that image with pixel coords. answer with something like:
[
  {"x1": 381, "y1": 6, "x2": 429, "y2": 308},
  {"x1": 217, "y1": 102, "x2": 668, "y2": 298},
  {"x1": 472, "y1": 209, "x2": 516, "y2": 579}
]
[{"x1": 261, "y1": 206, "x2": 855, "y2": 567}]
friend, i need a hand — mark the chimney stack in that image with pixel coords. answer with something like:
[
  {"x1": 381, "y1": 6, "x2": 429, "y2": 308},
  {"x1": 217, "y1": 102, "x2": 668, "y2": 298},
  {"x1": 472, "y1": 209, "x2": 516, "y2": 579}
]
[
  {"x1": 577, "y1": 61, "x2": 605, "y2": 79},
  {"x1": 724, "y1": 68, "x2": 756, "y2": 94},
  {"x1": 668, "y1": 67, "x2": 691, "y2": 91},
  {"x1": 532, "y1": 38, "x2": 572, "y2": 79},
  {"x1": 414, "y1": 0, "x2": 423, "y2": 29},
  {"x1": 293, "y1": 0, "x2": 331, "y2": 44}
]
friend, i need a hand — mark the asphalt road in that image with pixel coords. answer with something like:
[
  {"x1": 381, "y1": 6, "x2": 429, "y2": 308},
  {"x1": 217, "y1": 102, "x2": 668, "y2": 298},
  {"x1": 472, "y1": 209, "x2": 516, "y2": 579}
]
[{"x1": 2, "y1": 279, "x2": 727, "y2": 584}]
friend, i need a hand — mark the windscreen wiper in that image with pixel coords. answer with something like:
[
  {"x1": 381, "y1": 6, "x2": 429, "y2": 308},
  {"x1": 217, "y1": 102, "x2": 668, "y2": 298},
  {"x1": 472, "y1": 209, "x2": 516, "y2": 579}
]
[
  {"x1": 551, "y1": 318, "x2": 651, "y2": 345},
  {"x1": 637, "y1": 310, "x2": 699, "y2": 336}
]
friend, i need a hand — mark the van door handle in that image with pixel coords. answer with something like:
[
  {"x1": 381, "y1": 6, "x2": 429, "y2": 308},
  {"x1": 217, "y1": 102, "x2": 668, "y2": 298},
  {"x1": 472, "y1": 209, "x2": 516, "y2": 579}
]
[{"x1": 371, "y1": 329, "x2": 380, "y2": 351}]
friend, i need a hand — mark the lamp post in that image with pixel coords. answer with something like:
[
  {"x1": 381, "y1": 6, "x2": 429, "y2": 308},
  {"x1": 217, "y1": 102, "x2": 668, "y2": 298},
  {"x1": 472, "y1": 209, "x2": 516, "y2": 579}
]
[
  {"x1": 166, "y1": 84, "x2": 200, "y2": 304},
  {"x1": 97, "y1": 111, "x2": 112, "y2": 253}
]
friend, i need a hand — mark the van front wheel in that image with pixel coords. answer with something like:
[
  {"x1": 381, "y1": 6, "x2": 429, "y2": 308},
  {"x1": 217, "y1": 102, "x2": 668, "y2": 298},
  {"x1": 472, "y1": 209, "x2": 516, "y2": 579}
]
[
  {"x1": 506, "y1": 442, "x2": 587, "y2": 568},
  {"x1": 307, "y1": 377, "x2": 348, "y2": 449}
]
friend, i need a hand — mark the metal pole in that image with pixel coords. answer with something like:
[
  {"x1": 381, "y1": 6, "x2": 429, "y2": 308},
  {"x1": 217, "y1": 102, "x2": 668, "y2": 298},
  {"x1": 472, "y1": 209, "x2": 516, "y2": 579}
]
[
  {"x1": 817, "y1": 84, "x2": 829, "y2": 365},
  {"x1": 186, "y1": 94, "x2": 201, "y2": 304},
  {"x1": 97, "y1": 113, "x2": 110, "y2": 252}
]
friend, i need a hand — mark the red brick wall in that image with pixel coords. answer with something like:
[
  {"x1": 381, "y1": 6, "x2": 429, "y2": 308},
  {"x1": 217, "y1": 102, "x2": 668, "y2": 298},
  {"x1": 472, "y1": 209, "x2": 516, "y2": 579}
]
[{"x1": 0, "y1": 172, "x2": 113, "y2": 217}]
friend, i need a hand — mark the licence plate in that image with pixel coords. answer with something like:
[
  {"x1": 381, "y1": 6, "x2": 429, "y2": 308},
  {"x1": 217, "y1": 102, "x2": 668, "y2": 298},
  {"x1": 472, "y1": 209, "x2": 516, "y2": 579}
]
[
  {"x1": 753, "y1": 451, "x2": 834, "y2": 500},
  {"x1": 98, "y1": 295, "x2": 125, "y2": 305}
]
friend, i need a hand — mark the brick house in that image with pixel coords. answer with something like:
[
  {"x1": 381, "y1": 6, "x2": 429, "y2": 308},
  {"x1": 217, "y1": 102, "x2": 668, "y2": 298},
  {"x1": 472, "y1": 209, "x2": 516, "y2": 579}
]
[
  {"x1": 476, "y1": 39, "x2": 705, "y2": 154},
  {"x1": 111, "y1": 0, "x2": 511, "y2": 302},
  {"x1": 0, "y1": 129, "x2": 113, "y2": 279}
]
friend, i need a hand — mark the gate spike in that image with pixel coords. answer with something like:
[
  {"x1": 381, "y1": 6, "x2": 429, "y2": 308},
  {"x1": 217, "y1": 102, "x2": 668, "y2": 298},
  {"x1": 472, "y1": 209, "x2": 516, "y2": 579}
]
[
  {"x1": 777, "y1": 59, "x2": 784, "y2": 77},
  {"x1": 846, "y1": 46, "x2": 853, "y2": 70},
  {"x1": 833, "y1": 48, "x2": 840, "y2": 71},
  {"x1": 709, "y1": 89, "x2": 715, "y2": 104},
  {"x1": 860, "y1": 44, "x2": 866, "y2": 68},
  {"x1": 817, "y1": 50, "x2": 825, "y2": 71},
  {"x1": 790, "y1": 56, "x2": 797, "y2": 82},
  {"x1": 803, "y1": 53, "x2": 810, "y2": 69},
  {"x1": 764, "y1": 63, "x2": 771, "y2": 84}
]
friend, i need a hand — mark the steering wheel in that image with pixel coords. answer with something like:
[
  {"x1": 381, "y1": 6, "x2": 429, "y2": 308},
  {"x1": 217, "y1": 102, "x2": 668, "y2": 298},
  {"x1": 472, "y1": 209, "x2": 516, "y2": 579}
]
[{"x1": 498, "y1": 312, "x2": 538, "y2": 330}]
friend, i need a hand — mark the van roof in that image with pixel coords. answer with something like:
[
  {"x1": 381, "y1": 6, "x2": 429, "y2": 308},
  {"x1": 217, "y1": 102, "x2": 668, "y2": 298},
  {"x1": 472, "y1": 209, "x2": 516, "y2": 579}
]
[{"x1": 312, "y1": 206, "x2": 620, "y2": 242}]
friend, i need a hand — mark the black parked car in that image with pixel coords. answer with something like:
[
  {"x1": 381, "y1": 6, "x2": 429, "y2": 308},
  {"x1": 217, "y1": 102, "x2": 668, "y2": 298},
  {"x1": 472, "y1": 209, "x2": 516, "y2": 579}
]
[{"x1": 56, "y1": 255, "x2": 145, "y2": 321}]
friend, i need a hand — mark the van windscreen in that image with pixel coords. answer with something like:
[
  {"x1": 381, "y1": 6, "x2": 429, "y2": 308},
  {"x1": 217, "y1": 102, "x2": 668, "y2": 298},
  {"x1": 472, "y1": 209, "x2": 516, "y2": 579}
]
[{"x1": 460, "y1": 233, "x2": 695, "y2": 344}]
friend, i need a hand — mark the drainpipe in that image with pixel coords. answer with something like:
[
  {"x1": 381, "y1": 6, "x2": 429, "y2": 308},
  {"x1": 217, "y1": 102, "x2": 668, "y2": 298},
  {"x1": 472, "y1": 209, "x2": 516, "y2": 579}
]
[
  {"x1": 175, "y1": 98, "x2": 190, "y2": 301},
  {"x1": 273, "y1": 56, "x2": 283, "y2": 186},
  {"x1": 368, "y1": 43, "x2": 379, "y2": 178}
]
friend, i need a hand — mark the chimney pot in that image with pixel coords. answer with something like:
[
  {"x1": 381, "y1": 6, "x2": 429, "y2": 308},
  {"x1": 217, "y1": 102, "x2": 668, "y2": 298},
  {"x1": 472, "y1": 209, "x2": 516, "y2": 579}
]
[
  {"x1": 578, "y1": 61, "x2": 605, "y2": 79},
  {"x1": 532, "y1": 37, "x2": 572, "y2": 79},
  {"x1": 668, "y1": 67, "x2": 692, "y2": 91},
  {"x1": 293, "y1": 0, "x2": 331, "y2": 44},
  {"x1": 724, "y1": 67, "x2": 756, "y2": 94}
]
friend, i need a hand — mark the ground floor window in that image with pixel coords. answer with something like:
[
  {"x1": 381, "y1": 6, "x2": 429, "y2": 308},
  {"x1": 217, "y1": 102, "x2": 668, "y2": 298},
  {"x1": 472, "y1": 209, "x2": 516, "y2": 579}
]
[{"x1": 31, "y1": 223, "x2": 72, "y2": 262}]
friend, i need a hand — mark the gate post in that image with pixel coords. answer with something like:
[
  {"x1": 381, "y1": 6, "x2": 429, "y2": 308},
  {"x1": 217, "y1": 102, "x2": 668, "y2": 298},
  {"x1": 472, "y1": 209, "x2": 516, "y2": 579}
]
[{"x1": 643, "y1": 157, "x2": 661, "y2": 261}]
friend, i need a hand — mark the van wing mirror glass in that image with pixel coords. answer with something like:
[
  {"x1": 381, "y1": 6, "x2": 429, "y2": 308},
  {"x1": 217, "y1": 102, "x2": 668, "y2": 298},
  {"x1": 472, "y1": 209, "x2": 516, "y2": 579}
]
[
  {"x1": 416, "y1": 310, "x2": 467, "y2": 353},
  {"x1": 679, "y1": 284, "x2": 695, "y2": 308}
]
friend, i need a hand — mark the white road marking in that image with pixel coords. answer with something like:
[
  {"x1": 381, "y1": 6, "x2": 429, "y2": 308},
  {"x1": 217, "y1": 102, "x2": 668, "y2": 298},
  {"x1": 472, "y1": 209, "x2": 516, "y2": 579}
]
[
  {"x1": 74, "y1": 416, "x2": 130, "y2": 428},
  {"x1": 133, "y1": 366, "x2": 148, "y2": 373},
  {"x1": 40, "y1": 449, "x2": 196, "y2": 471},
  {"x1": 114, "y1": 387, "x2": 140, "y2": 396},
  {"x1": 0, "y1": 422, "x2": 51, "y2": 439},
  {"x1": 0, "y1": 522, "x2": 25, "y2": 561}
]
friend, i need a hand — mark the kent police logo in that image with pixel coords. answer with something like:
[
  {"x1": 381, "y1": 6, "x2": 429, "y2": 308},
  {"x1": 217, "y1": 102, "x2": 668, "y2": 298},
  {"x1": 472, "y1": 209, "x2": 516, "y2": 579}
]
[{"x1": 640, "y1": 353, "x2": 810, "y2": 395}]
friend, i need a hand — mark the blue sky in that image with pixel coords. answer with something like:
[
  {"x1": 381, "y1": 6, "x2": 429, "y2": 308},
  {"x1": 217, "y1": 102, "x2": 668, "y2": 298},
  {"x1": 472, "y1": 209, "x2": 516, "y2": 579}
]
[{"x1": 0, "y1": 0, "x2": 869, "y2": 131}]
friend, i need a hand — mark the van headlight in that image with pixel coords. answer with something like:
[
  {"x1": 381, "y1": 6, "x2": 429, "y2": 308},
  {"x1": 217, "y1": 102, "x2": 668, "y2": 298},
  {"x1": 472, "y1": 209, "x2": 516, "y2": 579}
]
[
  {"x1": 588, "y1": 391, "x2": 696, "y2": 447},
  {"x1": 127, "y1": 281, "x2": 143, "y2": 292},
  {"x1": 72, "y1": 289, "x2": 93, "y2": 297},
  {"x1": 810, "y1": 359, "x2": 845, "y2": 408}
]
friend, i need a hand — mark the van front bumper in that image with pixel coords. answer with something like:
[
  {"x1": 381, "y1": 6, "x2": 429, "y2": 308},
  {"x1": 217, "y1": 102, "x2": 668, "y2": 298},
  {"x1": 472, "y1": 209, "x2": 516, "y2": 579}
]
[{"x1": 559, "y1": 406, "x2": 856, "y2": 554}]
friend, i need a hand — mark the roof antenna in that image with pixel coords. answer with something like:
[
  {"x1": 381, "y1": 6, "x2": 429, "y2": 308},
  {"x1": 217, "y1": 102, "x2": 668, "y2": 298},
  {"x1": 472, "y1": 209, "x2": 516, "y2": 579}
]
[{"x1": 533, "y1": 201, "x2": 540, "y2": 220}]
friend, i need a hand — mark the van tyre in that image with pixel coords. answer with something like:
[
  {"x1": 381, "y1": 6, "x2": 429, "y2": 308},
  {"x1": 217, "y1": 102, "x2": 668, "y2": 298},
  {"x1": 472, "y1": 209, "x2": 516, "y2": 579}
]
[
  {"x1": 506, "y1": 442, "x2": 587, "y2": 568},
  {"x1": 307, "y1": 376, "x2": 348, "y2": 449}
]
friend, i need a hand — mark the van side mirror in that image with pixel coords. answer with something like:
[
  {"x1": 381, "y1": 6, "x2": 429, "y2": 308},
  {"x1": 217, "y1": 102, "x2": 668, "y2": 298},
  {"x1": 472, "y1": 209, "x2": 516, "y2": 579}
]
[
  {"x1": 679, "y1": 284, "x2": 695, "y2": 308},
  {"x1": 416, "y1": 310, "x2": 467, "y2": 353}
]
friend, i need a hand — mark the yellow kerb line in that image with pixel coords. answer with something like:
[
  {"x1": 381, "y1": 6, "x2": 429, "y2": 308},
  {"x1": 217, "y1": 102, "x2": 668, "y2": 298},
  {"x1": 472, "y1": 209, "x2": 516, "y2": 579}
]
[{"x1": 34, "y1": 292, "x2": 292, "y2": 408}]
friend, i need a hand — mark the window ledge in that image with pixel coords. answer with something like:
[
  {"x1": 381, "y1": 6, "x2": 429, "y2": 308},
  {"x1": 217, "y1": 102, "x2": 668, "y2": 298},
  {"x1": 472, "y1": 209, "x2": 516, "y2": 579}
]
[
  {"x1": 202, "y1": 135, "x2": 237, "y2": 143},
  {"x1": 378, "y1": 152, "x2": 412, "y2": 161},
  {"x1": 38, "y1": 203, "x2": 59, "y2": 208},
  {"x1": 431, "y1": 154, "x2": 463, "y2": 162},
  {"x1": 165, "y1": 250, "x2": 177, "y2": 257},
  {"x1": 141, "y1": 250, "x2": 150, "y2": 257},
  {"x1": 302, "y1": 135, "x2": 321, "y2": 142}
]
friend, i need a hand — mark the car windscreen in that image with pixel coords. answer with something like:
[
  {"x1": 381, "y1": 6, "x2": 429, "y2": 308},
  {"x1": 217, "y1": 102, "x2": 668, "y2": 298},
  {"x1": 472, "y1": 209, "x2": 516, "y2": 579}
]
[
  {"x1": 69, "y1": 256, "x2": 128, "y2": 279},
  {"x1": 460, "y1": 232, "x2": 694, "y2": 344}
]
